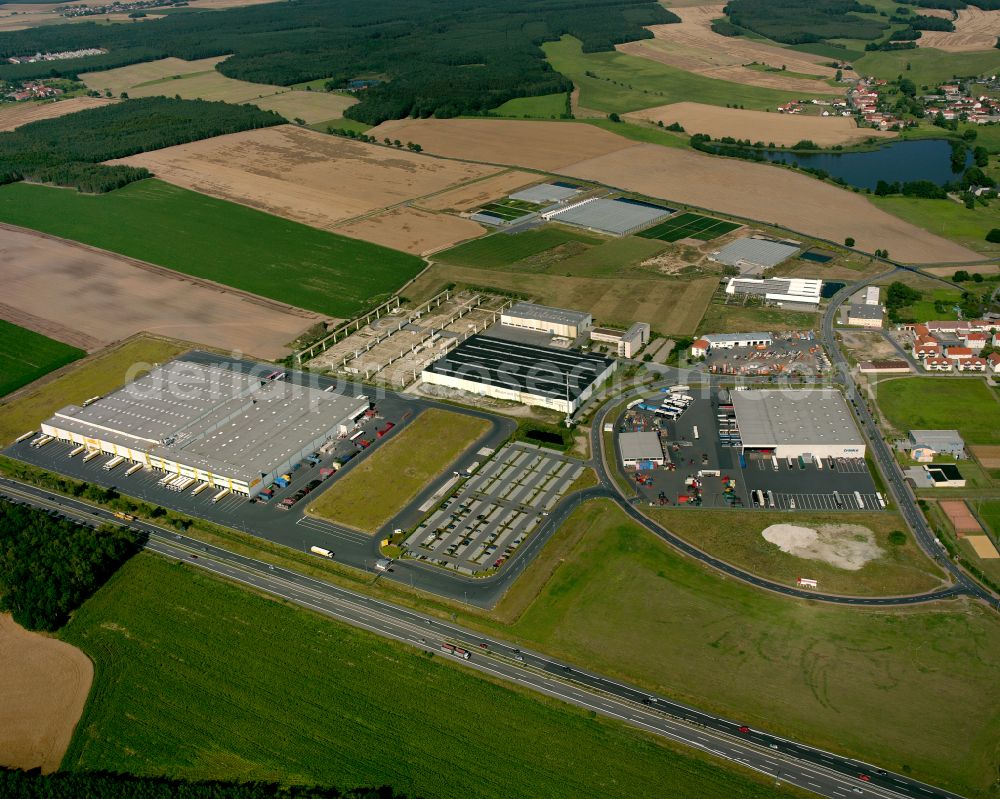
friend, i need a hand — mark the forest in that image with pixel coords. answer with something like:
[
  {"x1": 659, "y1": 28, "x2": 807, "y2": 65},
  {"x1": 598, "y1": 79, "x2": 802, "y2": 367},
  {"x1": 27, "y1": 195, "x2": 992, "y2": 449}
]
[
  {"x1": 723, "y1": 0, "x2": 888, "y2": 44},
  {"x1": 0, "y1": 0, "x2": 677, "y2": 123},
  {"x1": 0, "y1": 96, "x2": 281, "y2": 190},
  {"x1": 0, "y1": 770, "x2": 407, "y2": 799},
  {"x1": 0, "y1": 499, "x2": 143, "y2": 631}
]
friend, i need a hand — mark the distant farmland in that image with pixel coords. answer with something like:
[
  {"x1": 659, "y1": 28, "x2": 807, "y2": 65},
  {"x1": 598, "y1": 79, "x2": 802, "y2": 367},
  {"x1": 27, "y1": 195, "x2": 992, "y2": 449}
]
[
  {"x1": 0, "y1": 181, "x2": 423, "y2": 319},
  {"x1": 0, "y1": 319, "x2": 84, "y2": 397}
]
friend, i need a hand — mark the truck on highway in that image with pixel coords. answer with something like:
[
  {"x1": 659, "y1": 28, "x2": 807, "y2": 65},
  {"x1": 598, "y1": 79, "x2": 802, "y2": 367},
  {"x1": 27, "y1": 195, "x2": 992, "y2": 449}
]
[
  {"x1": 113, "y1": 511, "x2": 135, "y2": 522},
  {"x1": 309, "y1": 545, "x2": 333, "y2": 558},
  {"x1": 441, "y1": 642, "x2": 470, "y2": 660}
]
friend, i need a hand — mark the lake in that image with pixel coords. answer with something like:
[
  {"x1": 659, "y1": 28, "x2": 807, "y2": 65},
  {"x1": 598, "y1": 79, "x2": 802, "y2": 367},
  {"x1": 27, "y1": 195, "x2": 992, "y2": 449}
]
[{"x1": 759, "y1": 139, "x2": 970, "y2": 190}]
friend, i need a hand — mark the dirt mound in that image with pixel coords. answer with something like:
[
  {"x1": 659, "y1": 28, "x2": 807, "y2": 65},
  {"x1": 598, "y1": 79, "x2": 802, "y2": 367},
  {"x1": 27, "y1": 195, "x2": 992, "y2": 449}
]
[
  {"x1": 762, "y1": 523, "x2": 884, "y2": 570},
  {"x1": 0, "y1": 614, "x2": 93, "y2": 772}
]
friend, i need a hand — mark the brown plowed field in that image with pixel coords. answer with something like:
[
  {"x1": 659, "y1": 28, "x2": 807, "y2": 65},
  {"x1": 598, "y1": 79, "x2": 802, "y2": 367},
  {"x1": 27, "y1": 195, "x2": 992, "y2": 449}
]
[
  {"x1": 617, "y1": 4, "x2": 847, "y2": 95},
  {"x1": 0, "y1": 226, "x2": 318, "y2": 358},
  {"x1": 627, "y1": 102, "x2": 894, "y2": 146},
  {"x1": 368, "y1": 118, "x2": 980, "y2": 264},
  {"x1": 335, "y1": 207, "x2": 485, "y2": 256},
  {"x1": 0, "y1": 614, "x2": 92, "y2": 773},
  {"x1": 919, "y1": 8, "x2": 1000, "y2": 52},
  {"x1": 417, "y1": 169, "x2": 538, "y2": 211},
  {"x1": 0, "y1": 97, "x2": 115, "y2": 131},
  {"x1": 372, "y1": 118, "x2": 635, "y2": 170},
  {"x1": 116, "y1": 125, "x2": 503, "y2": 230}
]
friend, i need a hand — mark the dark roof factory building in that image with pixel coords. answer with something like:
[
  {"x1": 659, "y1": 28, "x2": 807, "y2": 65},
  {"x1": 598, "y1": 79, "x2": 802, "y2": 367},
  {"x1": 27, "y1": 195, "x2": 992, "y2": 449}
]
[{"x1": 421, "y1": 335, "x2": 616, "y2": 415}]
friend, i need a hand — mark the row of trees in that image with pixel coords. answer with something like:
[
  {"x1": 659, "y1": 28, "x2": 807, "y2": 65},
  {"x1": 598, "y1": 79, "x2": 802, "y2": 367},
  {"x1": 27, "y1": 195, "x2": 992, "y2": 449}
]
[
  {"x1": 0, "y1": 0, "x2": 678, "y2": 125},
  {"x1": 0, "y1": 499, "x2": 143, "y2": 631},
  {"x1": 899, "y1": 0, "x2": 1000, "y2": 8},
  {"x1": 0, "y1": 769, "x2": 407, "y2": 799},
  {"x1": 0, "y1": 96, "x2": 282, "y2": 191}
]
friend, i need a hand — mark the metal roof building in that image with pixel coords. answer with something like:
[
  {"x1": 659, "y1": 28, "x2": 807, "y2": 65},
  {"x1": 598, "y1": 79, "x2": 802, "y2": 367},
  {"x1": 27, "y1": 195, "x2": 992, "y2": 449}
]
[
  {"x1": 40, "y1": 360, "x2": 368, "y2": 497},
  {"x1": 846, "y1": 303, "x2": 886, "y2": 328},
  {"x1": 907, "y1": 430, "x2": 966, "y2": 458},
  {"x1": 501, "y1": 301, "x2": 593, "y2": 338},
  {"x1": 726, "y1": 277, "x2": 823, "y2": 307},
  {"x1": 619, "y1": 431, "x2": 665, "y2": 468},
  {"x1": 544, "y1": 197, "x2": 673, "y2": 236},
  {"x1": 509, "y1": 182, "x2": 581, "y2": 204},
  {"x1": 421, "y1": 335, "x2": 616, "y2": 415},
  {"x1": 710, "y1": 237, "x2": 801, "y2": 271},
  {"x1": 731, "y1": 388, "x2": 865, "y2": 459}
]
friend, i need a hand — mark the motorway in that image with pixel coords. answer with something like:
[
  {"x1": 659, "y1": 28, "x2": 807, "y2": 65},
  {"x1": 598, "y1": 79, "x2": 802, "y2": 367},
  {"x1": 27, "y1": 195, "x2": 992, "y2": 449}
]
[{"x1": 0, "y1": 475, "x2": 969, "y2": 799}]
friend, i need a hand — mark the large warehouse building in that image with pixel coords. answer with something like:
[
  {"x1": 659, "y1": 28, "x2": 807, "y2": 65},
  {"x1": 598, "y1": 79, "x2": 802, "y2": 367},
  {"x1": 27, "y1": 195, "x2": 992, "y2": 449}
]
[
  {"x1": 40, "y1": 360, "x2": 369, "y2": 497},
  {"x1": 421, "y1": 335, "x2": 616, "y2": 415},
  {"x1": 732, "y1": 389, "x2": 865, "y2": 459},
  {"x1": 726, "y1": 277, "x2": 823, "y2": 308},
  {"x1": 501, "y1": 302, "x2": 593, "y2": 339}
]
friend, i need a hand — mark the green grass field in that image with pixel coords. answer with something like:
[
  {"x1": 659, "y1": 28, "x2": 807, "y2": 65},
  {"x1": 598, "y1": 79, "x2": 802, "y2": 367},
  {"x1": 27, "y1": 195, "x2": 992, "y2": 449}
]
[
  {"x1": 0, "y1": 335, "x2": 187, "y2": 445},
  {"x1": 545, "y1": 235, "x2": 666, "y2": 277},
  {"x1": 435, "y1": 227, "x2": 604, "y2": 268},
  {"x1": 638, "y1": 212, "x2": 741, "y2": 243},
  {"x1": 544, "y1": 36, "x2": 804, "y2": 114},
  {"x1": 491, "y1": 92, "x2": 568, "y2": 118},
  {"x1": 501, "y1": 500, "x2": 1000, "y2": 797},
  {"x1": 876, "y1": 377, "x2": 1000, "y2": 444},
  {"x1": 871, "y1": 196, "x2": 1000, "y2": 257},
  {"x1": 854, "y1": 48, "x2": 1000, "y2": 87},
  {"x1": 697, "y1": 300, "x2": 818, "y2": 333},
  {"x1": 307, "y1": 409, "x2": 489, "y2": 532},
  {"x1": 0, "y1": 181, "x2": 423, "y2": 319},
  {"x1": 59, "y1": 552, "x2": 790, "y2": 799},
  {"x1": 0, "y1": 320, "x2": 84, "y2": 398},
  {"x1": 644, "y1": 507, "x2": 942, "y2": 596}
]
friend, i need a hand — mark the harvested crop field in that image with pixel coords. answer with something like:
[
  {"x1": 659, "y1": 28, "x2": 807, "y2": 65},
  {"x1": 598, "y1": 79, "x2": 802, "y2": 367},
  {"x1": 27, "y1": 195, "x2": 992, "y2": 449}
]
[
  {"x1": 627, "y1": 102, "x2": 894, "y2": 147},
  {"x1": 0, "y1": 96, "x2": 114, "y2": 131},
  {"x1": 0, "y1": 226, "x2": 317, "y2": 359},
  {"x1": 967, "y1": 536, "x2": 1000, "y2": 558},
  {"x1": 81, "y1": 57, "x2": 356, "y2": 124},
  {"x1": 971, "y1": 444, "x2": 1000, "y2": 468},
  {"x1": 0, "y1": 613, "x2": 92, "y2": 773},
  {"x1": 417, "y1": 169, "x2": 538, "y2": 212},
  {"x1": 407, "y1": 263, "x2": 715, "y2": 334},
  {"x1": 334, "y1": 207, "x2": 485, "y2": 255},
  {"x1": 373, "y1": 118, "x2": 634, "y2": 171},
  {"x1": 918, "y1": 8, "x2": 1000, "y2": 52},
  {"x1": 116, "y1": 125, "x2": 503, "y2": 231},
  {"x1": 617, "y1": 4, "x2": 846, "y2": 94},
  {"x1": 370, "y1": 118, "x2": 980, "y2": 264}
]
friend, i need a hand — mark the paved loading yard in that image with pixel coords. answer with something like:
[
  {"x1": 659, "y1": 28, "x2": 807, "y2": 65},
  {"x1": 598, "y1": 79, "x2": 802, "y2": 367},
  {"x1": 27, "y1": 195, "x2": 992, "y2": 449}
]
[
  {"x1": 403, "y1": 443, "x2": 583, "y2": 575},
  {"x1": 617, "y1": 392, "x2": 882, "y2": 511}
]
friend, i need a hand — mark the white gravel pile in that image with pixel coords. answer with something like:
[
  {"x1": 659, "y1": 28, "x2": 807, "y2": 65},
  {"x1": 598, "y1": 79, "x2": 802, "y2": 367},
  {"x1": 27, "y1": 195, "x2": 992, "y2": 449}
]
[{"x1": 762, "y1": 523, "x2": 884, "y2": 570}]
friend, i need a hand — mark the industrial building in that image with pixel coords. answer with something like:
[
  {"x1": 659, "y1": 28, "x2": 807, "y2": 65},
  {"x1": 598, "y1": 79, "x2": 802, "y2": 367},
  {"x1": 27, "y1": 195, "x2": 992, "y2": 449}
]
[
  {"x1": 619, "y1": 431, "x2": 665, "y2": 468},
  {"x1": 905, "y1": 463, "x2": 966, "y2": 488},
  {"x1": 710, "y1": 237, "x2": 800, "y2": 273},
  {"x1": 421, "y1": 335, "x2": 616, "y2": 415},
  {"x1": 40, "y1": 360, "x2": 369, "y2": 498},
  {"x1": 690, "y1": 331, "x2": 772, "y2": 357},
  {"x1": 589, "y1": 322, "x2": 650, "y2": 358},
  {"x1": 725, "y1": 277, "x2": 823, "y2": 308},
  {"x1": 907, "y1": 430, "x2": 966, "y2": 459},
  {"x1": 732, "y1": 388, "x2": 865, "y2": 459},
  {"x1": 509, "y1": 182, "x2": 582, "y2": 204},
  {"x1": 543, "y1": 197, "x2": 673, "y2": 236},
  {"x1": 501, "y1": 301, "x2": 593, "y2": 339},
  {"x1": 846, "y1": 303, "x2": 885, "y2": 328}
]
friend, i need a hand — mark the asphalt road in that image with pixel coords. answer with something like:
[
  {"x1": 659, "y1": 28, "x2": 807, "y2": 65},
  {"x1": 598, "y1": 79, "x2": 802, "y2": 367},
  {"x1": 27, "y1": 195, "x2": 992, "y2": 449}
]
[{"x1": 0, "y1": 476, "x2": 968, "y2": 799}]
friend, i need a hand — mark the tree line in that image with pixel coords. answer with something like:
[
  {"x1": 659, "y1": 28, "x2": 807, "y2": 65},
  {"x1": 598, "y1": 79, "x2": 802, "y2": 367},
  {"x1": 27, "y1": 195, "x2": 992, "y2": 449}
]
[
  {"x1": 0, "y1": 769, "x2": 407, "y2": 799},
  {"x1": 0, "y1": 499, "x2": 144, "y2": 631},
  {"x1": 0, "y1": 0, "x2": 678, "y2": 125},
  {"x1": 0, "y1": 96, "x2": 282, "y2": 191},
  {"x1": 723, "y1": 0, "x2": 887, "y2": 44}
]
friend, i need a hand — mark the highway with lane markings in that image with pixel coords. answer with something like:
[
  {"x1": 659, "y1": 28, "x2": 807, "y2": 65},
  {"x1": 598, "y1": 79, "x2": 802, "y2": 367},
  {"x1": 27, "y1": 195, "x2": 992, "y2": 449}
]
[{"x1": 0, "y1": 475, "x2": 969, "y2": 799}]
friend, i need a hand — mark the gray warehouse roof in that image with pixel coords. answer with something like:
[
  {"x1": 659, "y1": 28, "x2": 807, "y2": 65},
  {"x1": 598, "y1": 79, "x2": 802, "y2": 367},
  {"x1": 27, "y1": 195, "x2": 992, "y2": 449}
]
[
  {"x1": 703, "y1": 332, "x2": 772, "y2": 344},
  {"x1": 711, "y1": 237, "x2": 800, "y2": 268},
  {"x1": 731, "y1": 389, "x2": 863, "y2": 448},
  {"x1": 424, "y1": 335, "x2": 613, "y2": 402},
  {"x1": 44, "y1": 361, "x2": 368, "y2": 482},
  {"x1": 547, "y1": 198, "x2": 672, "y2": 236},
  {"x1": 503, "y1": 301, "x2": 592, "y2": 327},
  {"x1": 848, "y1": 303, "x2": 885, "y2": 320},
  {"x1": 509, "y1": 182, "x2": 581, "y2": 204},
  {"x1": 908, "y1": 430, "x2": 965, "y2": 448},
  {"x1": 619, "y1": 431, "x2": 663, "y2": 462}
]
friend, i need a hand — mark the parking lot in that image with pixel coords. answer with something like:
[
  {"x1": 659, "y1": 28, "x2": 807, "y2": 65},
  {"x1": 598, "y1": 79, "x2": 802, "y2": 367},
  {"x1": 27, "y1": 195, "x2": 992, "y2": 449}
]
[
  {"x1": 402, "y1": 443, "x2": 583, "y2": 575},
  {"x1": 702, "y1": 332, "x2": 830, "y2": 378},
  {"x1": 616, "y1": 389, "x2": 882, "y2": 511}
]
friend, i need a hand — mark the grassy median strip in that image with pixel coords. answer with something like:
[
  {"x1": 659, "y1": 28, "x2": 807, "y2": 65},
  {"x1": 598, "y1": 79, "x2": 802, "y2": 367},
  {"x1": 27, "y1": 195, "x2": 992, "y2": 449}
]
[
  {"x1": 307, "y1": 408, "x2": 490, "y2": 533},
  {"x1": 59, "y1": 552, "x2": 794, "y2": 799}
]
